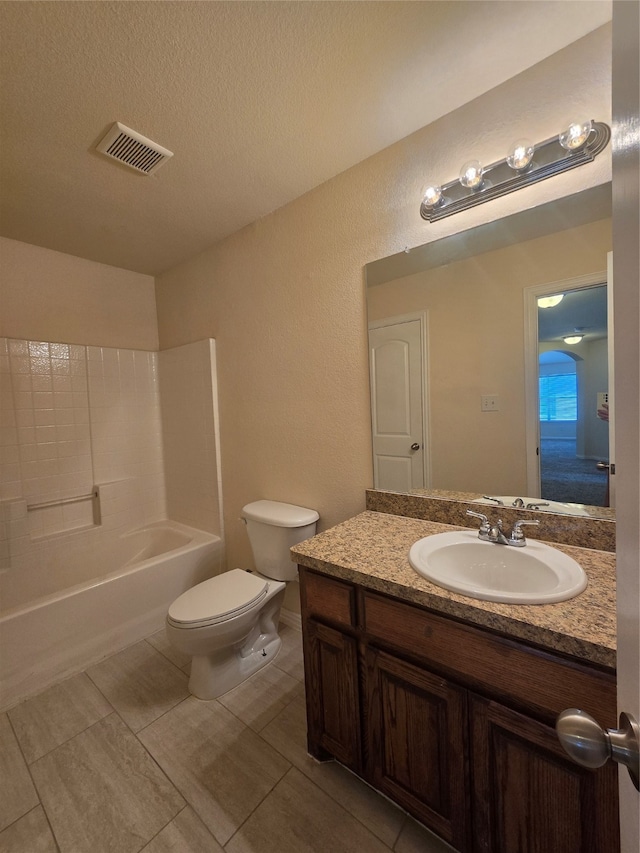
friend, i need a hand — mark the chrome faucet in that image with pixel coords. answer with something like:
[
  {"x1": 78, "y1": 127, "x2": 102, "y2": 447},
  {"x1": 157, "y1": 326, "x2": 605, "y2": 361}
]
[
  {"x1": 466, "y1": 510, "x2": 539, "y2": 547},
  {"x1": 482, "y1": 495, "x2": 504, "y2": 506},
  {"x1": 508, "y1": 518, "x2": 541, "y2": 545},
  {"x1": 485, "y1": 496, "x2": 551, "y2": 511},
  {"x1": 466, "y1": 509, "x2": 492, "y2": 538},
  {"x1": 488, "y1": 519, "x2": 511, "y2": 545}
]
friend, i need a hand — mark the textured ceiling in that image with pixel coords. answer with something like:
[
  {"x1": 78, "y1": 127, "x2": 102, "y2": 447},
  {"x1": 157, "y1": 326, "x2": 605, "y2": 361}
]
[
  {"x1": 0, "y1": 1, "x2": 611, "y2": 275},
  {"x1": 538, "y1": 285, "x2": 608, "y2": 344}
]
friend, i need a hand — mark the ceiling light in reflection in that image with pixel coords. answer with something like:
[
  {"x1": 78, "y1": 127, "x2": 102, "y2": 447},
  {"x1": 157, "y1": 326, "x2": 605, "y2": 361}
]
[{"x1": 538, "y1": 294, "x2": 564, "y2": 308}]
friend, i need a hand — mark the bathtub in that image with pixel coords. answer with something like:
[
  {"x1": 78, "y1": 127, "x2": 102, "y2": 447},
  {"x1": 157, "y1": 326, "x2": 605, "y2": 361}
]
[{"x1": 0, "y1": 520, "x2": 222, "y2": 711}]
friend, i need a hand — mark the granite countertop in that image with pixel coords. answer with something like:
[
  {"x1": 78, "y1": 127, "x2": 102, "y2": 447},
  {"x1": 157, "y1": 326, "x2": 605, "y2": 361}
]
[{"x1": 291, "y1": 511, "x2": 616, "y2": 670}]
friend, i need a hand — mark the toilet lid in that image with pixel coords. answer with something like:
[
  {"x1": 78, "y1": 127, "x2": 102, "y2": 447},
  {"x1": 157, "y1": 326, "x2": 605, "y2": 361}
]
[{"x1": 167, "y1": 569, "x2": 268, "y2": 627}]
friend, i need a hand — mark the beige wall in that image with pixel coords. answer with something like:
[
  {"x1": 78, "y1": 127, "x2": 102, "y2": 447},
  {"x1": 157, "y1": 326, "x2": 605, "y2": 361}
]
[
  {"x1": 155, "y1": 27, "x2": 612, "y2": 577},
  {"x1": 367, "y1": 218, "x2": 612, "y2": 495},
  {"x1": 0, "y1": 237, "x2": 158, "y2": 351}
]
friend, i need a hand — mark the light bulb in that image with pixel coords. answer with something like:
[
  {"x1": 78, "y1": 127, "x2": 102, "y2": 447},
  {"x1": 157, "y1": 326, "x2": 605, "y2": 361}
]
[
  {"x1": 563, "y1": 335, "x2": 583, "y2": 345},
  {"x1": 559, "y1": 119, "x2": 593, "y2": 151},
  {"x1": 422, "y1": 184, "x2": 443, "y2": 208},
  {"x1": 537, "y1": 294, "x2": 564, "y2": 309},
  {"x1": 459, "y1": 160, "x2": 484, "y2": 190},
  {"x1": 506, "y1": 138, "x2": 534, "y2": 170}
]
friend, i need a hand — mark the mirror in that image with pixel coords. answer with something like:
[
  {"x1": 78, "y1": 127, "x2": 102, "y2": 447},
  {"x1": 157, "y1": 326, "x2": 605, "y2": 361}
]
[{"x1": 365, "y1": 184, "x2": 613, "y2": 519}]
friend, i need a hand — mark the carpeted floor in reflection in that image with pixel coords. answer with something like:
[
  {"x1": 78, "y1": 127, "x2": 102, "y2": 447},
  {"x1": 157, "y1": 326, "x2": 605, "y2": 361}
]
[{"x1": 540, "y1": 438, "x2": 608, "y2": 507}]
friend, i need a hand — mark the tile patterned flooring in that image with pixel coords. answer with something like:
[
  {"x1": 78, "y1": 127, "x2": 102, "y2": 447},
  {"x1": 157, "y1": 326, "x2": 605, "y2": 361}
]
[{"x1": 1, "y1": 625, "x2": 455, "y2": 853}]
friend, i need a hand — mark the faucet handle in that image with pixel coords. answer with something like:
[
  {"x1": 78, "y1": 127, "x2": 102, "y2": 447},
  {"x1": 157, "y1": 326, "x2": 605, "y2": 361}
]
[
  {"x1": 466, "y1": 509, "x2": 491, "y2": 538},
  {"x1": 466, "y1": 509, "x2": 488, "y2": 522},
  {"x1": 510, "y1": 518, "x2": 540, "y2": 543}
]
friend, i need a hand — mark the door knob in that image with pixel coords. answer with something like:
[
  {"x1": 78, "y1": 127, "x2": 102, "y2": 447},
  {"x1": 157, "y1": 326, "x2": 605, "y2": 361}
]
[
  {"x1": 596, "y1": 461, "x2": 616, "y2": 474},
  {"x1": 556, "y1": 708, "x2": 640, "y2": 790},
  {"x1": 410, "y1": 443, "x2": 420, "y2": 451}
]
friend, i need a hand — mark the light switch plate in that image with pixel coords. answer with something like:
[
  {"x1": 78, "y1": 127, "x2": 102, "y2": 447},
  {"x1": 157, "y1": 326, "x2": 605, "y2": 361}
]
[{"x1": 481, "y1": 395, "x2": 499, "y2": 412}]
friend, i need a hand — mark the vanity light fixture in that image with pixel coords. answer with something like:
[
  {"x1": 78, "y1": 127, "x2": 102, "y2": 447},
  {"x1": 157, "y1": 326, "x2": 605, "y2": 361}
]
[
  {"x1": 538, "y1": 294, "x2": 565, "y2": 309},
  {"x1": 506, "y1": 138, "x2": 535, "y2": 171},
  {"x1": 563, "y1": 334, "x2": 584, "y2": 345},
  {"x1": 420, "y1": 120, "x2": 610, "y2": 222},
  {"x1": 559, "y1": 119, "x2": 593, "y2": 151},
  {"x1": 459, "y1": 160, "x2": 484, "y2": 189},
  {"x1": 422, "y1": 184, "x2": 443, "y2": 209}
]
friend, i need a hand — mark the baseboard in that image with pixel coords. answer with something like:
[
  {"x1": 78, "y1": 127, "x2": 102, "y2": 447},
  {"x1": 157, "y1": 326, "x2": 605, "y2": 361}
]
[{"x1": 279, "y1": 607, "x2": 301, "y2": 632}]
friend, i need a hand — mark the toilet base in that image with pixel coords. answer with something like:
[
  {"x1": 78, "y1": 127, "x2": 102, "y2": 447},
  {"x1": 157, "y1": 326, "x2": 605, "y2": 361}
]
[
  {"x1": 189, "y1": 633, "x2": 282, "y2": 700},
  {"x1": 185, "y1": 586, "x2": 285, "y2": 700},
  {"x1": 167, "y1": 574, "x2": 287, "y2": 701}
]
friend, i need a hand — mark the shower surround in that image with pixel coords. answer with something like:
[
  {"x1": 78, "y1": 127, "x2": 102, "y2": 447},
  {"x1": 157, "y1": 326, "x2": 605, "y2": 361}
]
[{"x1": 0, "y1": 336, "x2": 223, "y2": 709}]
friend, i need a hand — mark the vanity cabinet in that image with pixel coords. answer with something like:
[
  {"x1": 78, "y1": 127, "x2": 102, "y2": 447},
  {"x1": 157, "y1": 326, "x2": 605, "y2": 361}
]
[
  {"x1": 304, "y1": 619, "x2": 361, "y2": 772},
  {"x1": 470, "y1": 695, "x2": 617, "y2": 853},
  {"x1": 299, "y1": 567, "x2": 619, "y2": 853},
  {"x1": 365, "y1": 645, "x2": 470, "y2": 849},
  {"x1": 302, "y1": 570, "x2": 361, "y2": 772}
]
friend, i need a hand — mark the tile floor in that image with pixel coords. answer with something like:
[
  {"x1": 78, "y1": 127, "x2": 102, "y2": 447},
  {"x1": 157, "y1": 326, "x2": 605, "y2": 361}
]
[{"x1": 1, "y1": 625, "x2": 455, "y2": 853}]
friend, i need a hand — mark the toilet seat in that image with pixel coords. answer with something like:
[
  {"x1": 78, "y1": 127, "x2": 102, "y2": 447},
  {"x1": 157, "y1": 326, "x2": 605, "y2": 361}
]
[{"x1": 167, "y1": 569, "x2": 268, "y2": 629}]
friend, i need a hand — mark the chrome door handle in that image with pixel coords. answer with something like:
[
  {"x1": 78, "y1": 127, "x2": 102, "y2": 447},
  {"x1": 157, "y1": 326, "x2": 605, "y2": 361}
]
[
  {"x1": 596, "y1": 461, "x2": 616, "y2": 474},
  {"x1": 556, "y1": 708, "x2": 640, "y2": 790},
  {"x1": 410, "y1": 443, "x2": 420, "y2": 451}
]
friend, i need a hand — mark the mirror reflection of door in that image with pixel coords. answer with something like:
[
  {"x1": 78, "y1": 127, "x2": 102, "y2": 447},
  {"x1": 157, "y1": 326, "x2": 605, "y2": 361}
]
[
  {"x1": 368, "y1": 314, "x2": 427, "y2": 491},
  {"x1": 537, "y1": 284, "x2": 610, "y2": 507}
]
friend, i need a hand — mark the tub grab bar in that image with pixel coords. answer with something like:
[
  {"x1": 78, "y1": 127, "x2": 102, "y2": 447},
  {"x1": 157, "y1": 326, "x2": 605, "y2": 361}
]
[{"x1": 27, "y1": 489, "x2": 99, "y2": 512}]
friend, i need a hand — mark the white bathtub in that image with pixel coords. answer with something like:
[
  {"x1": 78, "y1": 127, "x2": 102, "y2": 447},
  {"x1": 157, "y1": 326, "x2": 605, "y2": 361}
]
[{"x1": 0, "y1": 520, "x2": 222, "y2": 711}]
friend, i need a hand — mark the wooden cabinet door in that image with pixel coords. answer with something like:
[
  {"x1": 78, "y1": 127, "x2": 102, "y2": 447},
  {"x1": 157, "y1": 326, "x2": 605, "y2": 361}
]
[
  {"x1": 365, "y1": 646, "x2": 470, "y2": 852},
  {"x1": 303, "y1": 618, "x2": 361, "y2": 772},
  {"x1": 470, "y1": 695, "x2": 620, "y2": 853}
]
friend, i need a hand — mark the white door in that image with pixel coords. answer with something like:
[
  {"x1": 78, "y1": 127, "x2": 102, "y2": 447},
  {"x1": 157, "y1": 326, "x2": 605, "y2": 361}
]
[
  {"x1": 606, "y1": 251, "x2": 616, "y2": 508},
  {"x1": 368, "y1": 316, "x2": 427, "y2": 492},
  {"x1": 558, "y1": 5, "x2": 640, "y2": 843},
  {"x1": 612, "y1": 1, "x2": 640, "y2": 841}
]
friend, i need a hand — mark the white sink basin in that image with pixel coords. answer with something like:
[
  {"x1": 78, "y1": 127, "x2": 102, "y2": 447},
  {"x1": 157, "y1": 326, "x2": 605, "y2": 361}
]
[{"x1": 409, "y1": 530, "x2": 587, "y2": 604}]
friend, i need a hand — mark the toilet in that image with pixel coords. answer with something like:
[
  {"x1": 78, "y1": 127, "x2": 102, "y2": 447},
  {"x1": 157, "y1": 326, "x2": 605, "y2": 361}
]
[{"x1": 166, "y1": 500, "x2": 319, "y2": 699}]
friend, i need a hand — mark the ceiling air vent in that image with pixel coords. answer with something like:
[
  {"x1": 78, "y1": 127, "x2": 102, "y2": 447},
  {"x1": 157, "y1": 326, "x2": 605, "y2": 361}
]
[{"x1": 96, "y1": 122, "x2": 173, "y2": 175}]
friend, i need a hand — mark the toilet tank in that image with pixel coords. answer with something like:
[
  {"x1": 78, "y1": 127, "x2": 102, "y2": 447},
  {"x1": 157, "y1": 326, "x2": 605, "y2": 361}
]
[{"x1": 242, "y1": 500, "x2": 319, "y2": 582}]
